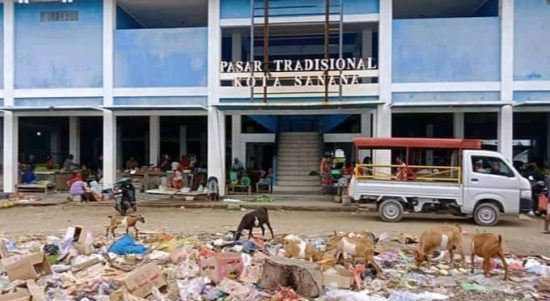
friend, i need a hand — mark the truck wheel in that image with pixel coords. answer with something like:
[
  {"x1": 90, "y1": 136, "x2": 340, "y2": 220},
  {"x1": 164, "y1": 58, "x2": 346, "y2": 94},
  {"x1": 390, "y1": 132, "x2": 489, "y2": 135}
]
[
  {"x1": 379, "y1": 199, "x2": 404, "y2": 222},
  {"x1": 473, "y1": 203, "x2": 500, "y2": 226}
]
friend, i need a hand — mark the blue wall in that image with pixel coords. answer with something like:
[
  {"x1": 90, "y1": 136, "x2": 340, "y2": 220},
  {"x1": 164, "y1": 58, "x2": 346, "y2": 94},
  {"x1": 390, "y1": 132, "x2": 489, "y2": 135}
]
[
  {"x1": 14, "y1": 0, "x2": 103, "y2": 89},
  {"x1": 514, "y1": 91, "x2": 550, "y2": 103},
  {"x1": 221, "y1": 0, "x2": 379, "y2": 19},
  {"x1": 114, "y1": 96, "x2": 207, "y2": 106},
  {"x1": 117, "y1": 6, "x2": 142, "y2": 29},
  {"x1": 393, "y1": 17, "x2": 500, "y2": 83},
  {"x1": 514, "y1": 0, "x2": 550, "y2": 81},
  {"x1": 15, "y1": 97, "x2": 102, "y2": 107},
  {"x1": 392, "y1": 92, "x2": 501, "y2": 103},
  {"x1": 115, "y1": 28, "x2": 208, "y2": 87}
]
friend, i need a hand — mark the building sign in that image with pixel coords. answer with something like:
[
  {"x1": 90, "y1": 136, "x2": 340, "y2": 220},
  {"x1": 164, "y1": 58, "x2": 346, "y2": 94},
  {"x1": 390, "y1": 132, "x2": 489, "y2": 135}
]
[{"x1": 220, "y1": 58, "x2": 377, "y2": 87}]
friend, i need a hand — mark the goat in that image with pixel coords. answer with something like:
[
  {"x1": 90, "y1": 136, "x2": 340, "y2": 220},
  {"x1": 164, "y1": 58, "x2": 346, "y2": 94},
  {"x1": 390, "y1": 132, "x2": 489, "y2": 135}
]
[
  {"x1": 106, "y1": 214, "x2": 145, "y2": 238},
  {"x1": 233, "y1": 207, "x2": 274, "y2": 240}
]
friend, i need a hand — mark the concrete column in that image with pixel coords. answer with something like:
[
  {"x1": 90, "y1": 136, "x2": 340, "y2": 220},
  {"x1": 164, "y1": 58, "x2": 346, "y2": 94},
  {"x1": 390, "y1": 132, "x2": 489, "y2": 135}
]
[
  {"x1": 374, "y1": 104, "x2": 392, "y2": 169},
  {"x1": 3, "y1": 113, "x2": 18, "y2": 192},
  {"x1": 498, "y1": 105, "x2": 513, "y2": 161},
  {"x1": 102, "y1": 110, "x2": 117, "y2": 188},
  {"x1": 207, "y1": 0, "x2": 221, "y2": 107},
  {"x1": 378, "y1": 0, "x2": 392, "y2": 104},
  {"x1": 69, "y1": 117, "x2": 80, "y2": 163},
  {"x1": 103, "y1": 0, "x2": 115, "y2": 106},
  {"x1": 149, "y1": 115, "x2": 160, "y2": 165},
  {"x1": 232, "y1": 31, "x2": 242, "y2": 61},
  {"x1": 501, "y1": 0, "x2": 514, "y2": 103},
  {"x1": 179, "y1": 125, "x2": 187, "y2": 156},
  {"x1": 208, "y1": 107, "x2": 226, "y2": 195},
  {"x1": 231, "y1": 115, "x2": 242, "y2": 164},
  {"x1": 453, "y1": 112, "x2": 465, "y2": 139}
]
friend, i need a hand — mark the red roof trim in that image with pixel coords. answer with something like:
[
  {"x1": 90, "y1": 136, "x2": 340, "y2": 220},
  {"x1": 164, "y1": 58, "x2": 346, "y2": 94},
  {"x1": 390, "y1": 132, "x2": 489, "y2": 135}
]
[{"x1": 352, "y1": 137, "x2": 482, "y2": 149}]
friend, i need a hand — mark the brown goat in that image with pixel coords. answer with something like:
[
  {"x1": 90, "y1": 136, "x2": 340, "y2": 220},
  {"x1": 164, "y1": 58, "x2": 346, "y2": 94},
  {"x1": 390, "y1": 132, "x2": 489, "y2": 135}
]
[
  {"x1": 106, "y1": 215, "x2": 145, "y2": 238},
  {"x1": 471, "y1": 233, "x2": 508, "y2": 280},
  {"x1": 414, "y1": 224, "x2": 465, "y2": 268}
]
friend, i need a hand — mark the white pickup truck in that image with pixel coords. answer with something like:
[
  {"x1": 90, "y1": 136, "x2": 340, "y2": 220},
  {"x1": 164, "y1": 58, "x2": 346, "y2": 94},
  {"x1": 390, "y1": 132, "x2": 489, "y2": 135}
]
[{"x1": 349, "y1": 138, "x2": 532, "y2": 226}]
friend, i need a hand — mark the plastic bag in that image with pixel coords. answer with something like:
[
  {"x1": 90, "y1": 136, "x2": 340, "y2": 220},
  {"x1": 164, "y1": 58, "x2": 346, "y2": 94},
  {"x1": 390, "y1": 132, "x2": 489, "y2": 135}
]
[{"x1": 108, "y1": 234, "x2": 147, "y2": 255}]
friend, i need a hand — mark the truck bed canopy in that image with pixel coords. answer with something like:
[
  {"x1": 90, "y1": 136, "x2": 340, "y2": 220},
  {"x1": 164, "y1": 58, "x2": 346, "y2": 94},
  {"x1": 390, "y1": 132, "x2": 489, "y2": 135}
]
[{"x1": 352, "y1": 137, "x2": 482, "y2": 150}]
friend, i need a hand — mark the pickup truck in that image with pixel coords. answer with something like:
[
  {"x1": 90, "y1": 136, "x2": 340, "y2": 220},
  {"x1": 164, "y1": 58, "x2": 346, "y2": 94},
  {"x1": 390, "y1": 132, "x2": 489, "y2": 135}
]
[{"x1": 349, "y1": 138, "x2": 532, "y2": 226}]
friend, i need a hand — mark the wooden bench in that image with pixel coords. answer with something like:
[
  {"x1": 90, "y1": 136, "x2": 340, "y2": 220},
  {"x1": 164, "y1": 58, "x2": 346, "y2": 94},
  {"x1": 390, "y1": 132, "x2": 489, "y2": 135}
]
[{"x1": 17, "y1": 183, "x2": 55, "y2": 194}]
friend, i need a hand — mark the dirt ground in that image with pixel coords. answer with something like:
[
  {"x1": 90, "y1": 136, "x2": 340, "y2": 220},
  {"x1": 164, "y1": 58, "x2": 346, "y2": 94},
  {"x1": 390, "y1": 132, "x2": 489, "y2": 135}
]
[{"x1": 0, "y1": 205, "x2": 548, "y2": 256}]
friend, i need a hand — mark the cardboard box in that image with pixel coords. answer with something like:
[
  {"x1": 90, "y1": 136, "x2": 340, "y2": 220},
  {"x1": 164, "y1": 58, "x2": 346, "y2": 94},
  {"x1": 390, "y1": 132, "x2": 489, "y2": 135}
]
[
  {"x1": 322, "y1": 267, "x2": 354, "y2": 289},
  {"x1": 26, "y1": 280, "x2": 46, "y2": 301},
  {"x1": 117, "y1": 263, "x2": 166, "y2": 298},
  {"x1": 0, "y1": 252, "x2": 52, "y2": 282},
  {"x1": 200, "y1": 252, "x2": 243, "y2": 284},
  {"x1": 239, "y1": 252, "x2": 268, "y2": 284},
  {"x1": 0, "y1": 289, "x2": 30, "y2": 301}
]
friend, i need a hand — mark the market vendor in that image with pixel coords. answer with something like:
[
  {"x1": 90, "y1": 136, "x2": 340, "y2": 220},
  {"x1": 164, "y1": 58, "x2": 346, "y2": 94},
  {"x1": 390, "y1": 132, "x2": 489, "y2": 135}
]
[
  {"x1": 21, "y1": 165, "x2": 37, "y2": 184},
  {"x1": 159, "y1": 154, "x2": 171, "y2": 172},
  {"x1": 62, "y1": 154, "x2": 79, "y2": 171},
  {"x1": 45, "y1": 155, "x2": 57, "y2": 170},
  {"x1": 171, "y1": 168, "x2": 184, "y2": 189},
  {"x1": 126, "y1": 156, "x2": 139, "y2": 170},
  {"x1": 179, "y1": 154, "x2": 191, "y2": 170}
]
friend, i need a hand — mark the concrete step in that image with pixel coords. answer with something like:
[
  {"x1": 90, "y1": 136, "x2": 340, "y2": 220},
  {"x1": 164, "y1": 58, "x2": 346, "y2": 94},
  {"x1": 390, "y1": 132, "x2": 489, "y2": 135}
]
[
  {"x1": 279, "y1": 138, "x2": 319, "y2": 143},
  {"x1": 278, "y1": 163, "x2": 319, "y2": 169},
  {"x1": 278, "y1": 154, "x2": 320, "y2": 160},
  {"x1": 277, "y1": 170, "x2": 317, "y2": 176},
  {"x1": 277, "y1": 179, "x2": 320, "y2": 186},
  {"x1": 277, "y1": 175, "x2": 320, "y2": 181},
  {"x1": 273, "y1": 185, "x2": 321, "y2": 193},
  {"x1": 277, "y1": 167, "x2": 319, "y2": 173},
  {"x1": 279, "y1": 132, "x2": 318, "y2": 136},
  {"x1": 278, "y1": 152, "x2": 320, "y2": 158}
]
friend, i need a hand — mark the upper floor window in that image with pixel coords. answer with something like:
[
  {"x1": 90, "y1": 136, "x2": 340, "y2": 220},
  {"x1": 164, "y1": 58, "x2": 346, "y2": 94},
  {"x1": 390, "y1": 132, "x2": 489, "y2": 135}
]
[{"x1": 40, "y1": 11, "x2": 79, "y2": 22}]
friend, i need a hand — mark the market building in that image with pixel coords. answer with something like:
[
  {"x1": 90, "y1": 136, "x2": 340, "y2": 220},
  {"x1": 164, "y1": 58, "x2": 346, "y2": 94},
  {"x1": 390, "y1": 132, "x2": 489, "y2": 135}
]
[{"x1": 0, "y1": 0, "x2": 549, "y2": 195}]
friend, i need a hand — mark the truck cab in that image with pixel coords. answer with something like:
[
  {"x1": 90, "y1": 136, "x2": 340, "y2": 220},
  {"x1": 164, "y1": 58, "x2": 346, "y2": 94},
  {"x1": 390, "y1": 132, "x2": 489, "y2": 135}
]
[{"x1": 349, "y1": 138, "x2": 531, "y2": 226}]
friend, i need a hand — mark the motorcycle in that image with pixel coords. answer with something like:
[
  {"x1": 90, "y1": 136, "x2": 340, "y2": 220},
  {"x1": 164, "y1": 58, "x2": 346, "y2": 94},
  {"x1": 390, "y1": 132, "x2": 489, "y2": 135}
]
[
  {"x1": 529, "y1": 175, "x2": 548, "y2": 217},
  {"x1": 103, "y1": 178, "x2": 137, "y2": 216}
]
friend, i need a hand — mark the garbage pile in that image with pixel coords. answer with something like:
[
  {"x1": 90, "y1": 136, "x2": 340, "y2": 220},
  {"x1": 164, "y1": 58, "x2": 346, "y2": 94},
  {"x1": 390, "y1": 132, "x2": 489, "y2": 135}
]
[{"x1": 0, "y1": 227, "x2": 549, "y2": 301}]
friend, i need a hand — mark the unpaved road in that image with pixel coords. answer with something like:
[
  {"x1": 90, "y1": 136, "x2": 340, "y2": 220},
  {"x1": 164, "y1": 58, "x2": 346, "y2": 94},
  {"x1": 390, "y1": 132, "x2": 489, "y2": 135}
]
[{"x1": 0, "y1": 205, "x2": 548, "y2": 256}]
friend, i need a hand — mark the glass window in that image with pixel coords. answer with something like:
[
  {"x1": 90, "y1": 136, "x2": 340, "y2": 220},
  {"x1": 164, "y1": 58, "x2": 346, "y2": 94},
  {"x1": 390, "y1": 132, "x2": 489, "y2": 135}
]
[{"x1": 471, "y1": 156, "x2": 514, "y2": 178}]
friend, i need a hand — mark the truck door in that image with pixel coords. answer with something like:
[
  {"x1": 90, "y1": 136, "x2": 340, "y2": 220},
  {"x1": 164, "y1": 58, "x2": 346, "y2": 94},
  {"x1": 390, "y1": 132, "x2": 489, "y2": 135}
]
[{"x1": 463, "y1": 154, "x2": 520, "y2": 212}]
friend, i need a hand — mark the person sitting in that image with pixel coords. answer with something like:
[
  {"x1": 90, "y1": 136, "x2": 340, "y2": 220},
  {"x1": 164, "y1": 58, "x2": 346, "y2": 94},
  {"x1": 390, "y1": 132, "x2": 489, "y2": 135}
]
[
  {"x1": 125, "y1": 156, "x2": 139, "y2": 170},
  {"x1": 159, "y1": 154, "x2": 171, "y2": 172},
  {"x1": 232, "y1": 158, "x2": 245, "y2": 177},
  {"x1": 395, "y1": 157, "x2": 413, "y2": 181},
  {"x1": 179, "y1": 154, "x2": 191, "y2": 170},
  {"x1": 171, "y1": 169, "x2": 184, "y2": 190},
  {"x1": 21, "y1": 165, "x2": 37, "y2": 184},
  {"x1": 67, "y1": 172, "x2": 83, "y2": 189},
  {"x1": 45, "y1": 155, "x2": 57, "y2": 170},
  {"x1": 89, "y1": 180, "x2": 102, "y2": 201},
  {"x1": 474, "y1": 160, "x2": 489, "y2": 173},
  {"x1": 63, "y1": 154, "x2": 79, "y2": 171},
  {"x1": 68, "y1": 177, "x2": 88, "y2": 202}
]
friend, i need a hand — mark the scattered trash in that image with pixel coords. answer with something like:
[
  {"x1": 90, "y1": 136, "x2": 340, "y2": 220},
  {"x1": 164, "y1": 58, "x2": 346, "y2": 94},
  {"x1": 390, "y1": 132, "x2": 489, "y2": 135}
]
[{"x1": 0, "y1": 228, "x2": 547, "y2": 300}]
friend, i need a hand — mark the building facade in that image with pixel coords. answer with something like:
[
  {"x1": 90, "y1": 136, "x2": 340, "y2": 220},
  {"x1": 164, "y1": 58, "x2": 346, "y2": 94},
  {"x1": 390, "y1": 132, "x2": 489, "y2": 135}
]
[{"x1": 1, "y1": 0, "x2": 549, "y2": 194}]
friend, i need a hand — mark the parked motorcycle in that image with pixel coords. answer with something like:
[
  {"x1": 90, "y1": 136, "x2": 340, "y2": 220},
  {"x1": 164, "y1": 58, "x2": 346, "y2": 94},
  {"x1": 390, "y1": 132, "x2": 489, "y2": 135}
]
[
  {"x1": 102, "y1": 178, "x2": 137, "y2": 216},
  {"x1": 529, "y1": 175, "x2": 548, "y2": 216}
]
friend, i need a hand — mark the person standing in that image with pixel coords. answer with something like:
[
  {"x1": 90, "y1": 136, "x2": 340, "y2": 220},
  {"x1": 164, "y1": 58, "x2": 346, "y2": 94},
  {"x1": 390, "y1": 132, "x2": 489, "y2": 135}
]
[{"x1": 320, "y1": 154, "x2": 333, "y2": 194}]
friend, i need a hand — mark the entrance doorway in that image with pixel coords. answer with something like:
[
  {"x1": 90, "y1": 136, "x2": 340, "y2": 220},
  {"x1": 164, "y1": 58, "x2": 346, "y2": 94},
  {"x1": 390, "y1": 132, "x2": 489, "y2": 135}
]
[{"x1": 279, "y1": 116, "x2": 320, "y2": 132}]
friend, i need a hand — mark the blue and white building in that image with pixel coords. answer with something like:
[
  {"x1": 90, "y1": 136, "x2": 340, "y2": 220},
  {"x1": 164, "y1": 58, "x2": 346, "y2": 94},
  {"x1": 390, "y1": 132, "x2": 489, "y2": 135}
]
[{"x1": 0, "y1": 0, "x2": 549, "y2": 194}]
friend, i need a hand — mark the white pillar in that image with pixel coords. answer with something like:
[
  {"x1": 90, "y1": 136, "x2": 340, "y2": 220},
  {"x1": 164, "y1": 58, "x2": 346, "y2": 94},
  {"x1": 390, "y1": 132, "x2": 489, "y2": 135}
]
[
  {"x1": 378, "y1": 0, "x2": 392, "y2": 104},
  {"x1": 231, "y1": 31, "x2": 242, "y2": 61},
  {"x1": 103, "y1": 110, "x2": 117, "y2": 188},
  {"x1": 3, "y1": 0, "x2": 15, "y2": 193},
  {"x1": 69, "y1": 117, "x2": 80, "y2": 163},
  {"x1": 498, "y1": 105, "x2": 513, "y2": 161},
  {"x1": 501, "y1": 0, "x2": 514, "y2": 103},
  {"x1": 103, "y1": 0, "x2": 115, "y2": 106},
  {"x1": 453, "y1": 112, "x2": 465, "y2": 139},
  {"x1": 231, "y1": 115, "x2": 242, "y2": 163},
  {"x1": 149, "y1": 115, "x2": 160, "y2": 165},
  {"x1": 208, "y1": 108, "x2": 226, "y2": 195},
  {"x1": 3, "y1": 113, "x2": 18, "y2": 192},
  {"x1": 374, "y1": 104, "x2": 392, "y2": 168},
  {"x1": 179, "y1": 125, "x2": 187, "y2": 156}
]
